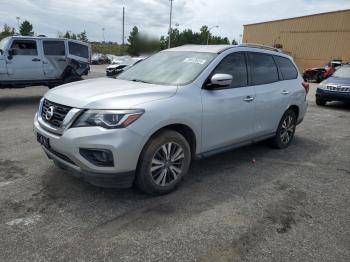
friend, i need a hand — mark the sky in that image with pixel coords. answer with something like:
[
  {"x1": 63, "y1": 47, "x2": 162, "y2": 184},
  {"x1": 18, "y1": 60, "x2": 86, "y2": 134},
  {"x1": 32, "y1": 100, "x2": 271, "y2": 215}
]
[{"x1": 0, "y1": 0, "x2": 349, "y2": 43}]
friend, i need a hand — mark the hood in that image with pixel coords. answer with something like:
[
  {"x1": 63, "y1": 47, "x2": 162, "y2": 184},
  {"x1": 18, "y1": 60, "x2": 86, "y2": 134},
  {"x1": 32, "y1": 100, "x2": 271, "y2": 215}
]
[
  {"x1": 321, "y1": 76, "x2": 350, "y2": 86},
  {"x1": 45, "y1": 78, "x2": 177, "y2": 109}
]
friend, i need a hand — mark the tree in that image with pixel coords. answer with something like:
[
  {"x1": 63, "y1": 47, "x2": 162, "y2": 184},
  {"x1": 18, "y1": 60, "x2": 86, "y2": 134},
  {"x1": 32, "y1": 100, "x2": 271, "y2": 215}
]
[
  {"x1": 127, "y1": 26, "x2": 140, "y2": 56},
  {"x1": 77, "y1": 30, "x2": 88, "y2": 42},
  {"x1": 0, "y1": 24, "x2": 15, "y2": 40},
  {"x1": 232, "y1": 39, "x2": 238, "y2": 45},
  {"x1": 19, "y1": 20, "x2": 33, "y2": 36},
  {"x1": 63, "y1": 31, "x2": 71, "y2": 39}
]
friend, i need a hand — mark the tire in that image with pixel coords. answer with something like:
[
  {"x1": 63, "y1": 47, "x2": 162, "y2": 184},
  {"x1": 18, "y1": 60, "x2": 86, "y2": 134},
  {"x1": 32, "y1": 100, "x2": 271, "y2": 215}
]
[
  {"x1": 316, "y1": 97, "x2": 327, "y2": 106},
  {"x1": 64, "y1": 75, "x2": 82, "y2": 84},
  {"x1": 270, "y1": 109, "x2": 297, "y2": 149},
  {"x1": 135, "y1": 130, "x2": 191, "y2": 195}
]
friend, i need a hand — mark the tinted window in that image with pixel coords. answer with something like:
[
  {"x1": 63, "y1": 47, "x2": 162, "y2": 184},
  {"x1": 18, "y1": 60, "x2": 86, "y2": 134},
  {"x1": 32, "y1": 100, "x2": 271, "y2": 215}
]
[
  {"x1": 68, "y1": 42, "x2": 89, "y2": 59},
  {"x1": 248, "y1": 52, "x2": 278, "y2": 85},
  {"x1": 43, "y1": 41, "x2": 65, "y2": 56},
  {"x1": 11, "y1": 40, "x2": 37, "y2": 56},
  {"x1": 274, "y1": 56, "x2": 298, "y2": 80},
  {"x1": 212, "y1": 52, "x2": 247, "y2": 88}
]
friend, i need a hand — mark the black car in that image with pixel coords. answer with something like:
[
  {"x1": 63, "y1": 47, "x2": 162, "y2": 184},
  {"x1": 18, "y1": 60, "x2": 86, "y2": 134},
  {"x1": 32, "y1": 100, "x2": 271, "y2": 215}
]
[{"x1": 316, "y1": 65, "x2": 350, "y2": 106}]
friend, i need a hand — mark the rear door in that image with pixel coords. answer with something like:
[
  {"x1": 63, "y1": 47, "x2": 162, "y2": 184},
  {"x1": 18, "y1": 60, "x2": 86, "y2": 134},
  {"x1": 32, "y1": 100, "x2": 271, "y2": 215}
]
[
  {"x1": 42, "y1": 40, "x2": 67, "y2": 79},
  {"x1": 6, "y1": 39, "x2": 44, "y2": 80},
  {"x1": 201, "y1": 52, "x2": 256, "y2": 152},
  {"x1": 247, "y1": 52, "x2": 290, "y2": 136},
  {"x1": 67, "y1": 40, "x2": 90, "y2": 63}
]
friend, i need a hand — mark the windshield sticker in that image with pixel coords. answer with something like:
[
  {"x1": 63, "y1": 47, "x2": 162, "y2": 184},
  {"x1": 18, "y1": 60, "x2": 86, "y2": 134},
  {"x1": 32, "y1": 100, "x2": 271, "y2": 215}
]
[{"x1": 183, "y1": 58, "x2": 206, "y2": 65}]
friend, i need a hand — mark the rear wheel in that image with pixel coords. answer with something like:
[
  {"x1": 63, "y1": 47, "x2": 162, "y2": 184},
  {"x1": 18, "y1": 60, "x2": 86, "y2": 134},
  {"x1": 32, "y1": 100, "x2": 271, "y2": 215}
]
[
  {"x1": 136, "y1": 130, "x2": 191, "y2": 195},
  {"x1": 270, "y1": 109, "x2": 297, "y2": 149},
  {"x1": 316, "y1": 97, "x2": 327, "y2": 106}
]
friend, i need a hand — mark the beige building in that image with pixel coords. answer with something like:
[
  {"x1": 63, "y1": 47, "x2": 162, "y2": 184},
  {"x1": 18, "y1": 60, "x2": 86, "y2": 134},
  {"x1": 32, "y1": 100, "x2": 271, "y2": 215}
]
[{"x1": 243, "y1": 9, "x2": 350, "y2": 71}]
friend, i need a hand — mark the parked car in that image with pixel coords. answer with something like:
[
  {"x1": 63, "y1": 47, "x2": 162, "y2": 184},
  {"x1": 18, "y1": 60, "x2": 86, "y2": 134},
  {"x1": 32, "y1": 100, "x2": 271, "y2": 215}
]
[
  {"x1": 34, "y1": 44, "x2": 308, "y2": 194},
  {"x1": 303, "y1": 60, "x2": 343, "y2": 83},
  {"x1": 303, "y1": 67, "x2": 327, "y2": 83},
  {"x1": 316, "y1": 64, "x2": 350, "y2": 106},
  {"x1": 0, "y1": 36, "x2": 90, "y2": 88},
  {"x1": 91, "y1": 53, "x2": 110, "y2": 64},
  {"x1": 106, "y1": 57, "x2": 145, "y2": 77}
]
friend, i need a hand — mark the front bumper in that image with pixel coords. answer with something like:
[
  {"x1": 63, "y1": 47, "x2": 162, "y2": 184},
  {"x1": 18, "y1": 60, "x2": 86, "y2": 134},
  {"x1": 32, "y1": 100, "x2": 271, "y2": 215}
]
[
  {"x1": 34, "y1": 113, "x2": 145, "y2": 188},
  {"x1": 316, "y1": 88, "x2": 350, "y2": 102}
]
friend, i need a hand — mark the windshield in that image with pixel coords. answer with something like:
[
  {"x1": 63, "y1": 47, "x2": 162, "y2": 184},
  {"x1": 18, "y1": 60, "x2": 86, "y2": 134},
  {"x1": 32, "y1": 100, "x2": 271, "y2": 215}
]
[
  {"x1": 333, "y1": 66, "x2": 350, "y2": 78},
  {"x1": 0, "y1": 37, "x2": 10, "y2": 51},
  {"x1": 118, "y1": 51, "x2": 217, "y2": 85}
]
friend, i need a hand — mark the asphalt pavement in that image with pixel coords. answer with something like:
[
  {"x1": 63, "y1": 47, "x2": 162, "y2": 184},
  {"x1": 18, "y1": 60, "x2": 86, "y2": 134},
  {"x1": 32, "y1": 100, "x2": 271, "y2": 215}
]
[{"x1": 0, "y1": 65, "x2": 349, "y2": 262}]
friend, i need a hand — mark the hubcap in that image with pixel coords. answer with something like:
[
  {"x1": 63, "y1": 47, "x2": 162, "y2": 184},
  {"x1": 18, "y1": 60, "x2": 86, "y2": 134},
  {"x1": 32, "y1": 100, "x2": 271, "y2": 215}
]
[
  {"x1": 280, "y1": 115, "x2": 295, "y2": 144},
  {"x1": 150, "y1": 142, "x2": 185, "y2": 186}
]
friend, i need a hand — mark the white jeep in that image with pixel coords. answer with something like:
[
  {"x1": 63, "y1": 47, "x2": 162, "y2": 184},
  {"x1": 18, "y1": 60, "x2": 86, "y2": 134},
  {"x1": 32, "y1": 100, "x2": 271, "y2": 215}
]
[{"x1": 0, "y1": 36, "x2": 91, "y2": 88}]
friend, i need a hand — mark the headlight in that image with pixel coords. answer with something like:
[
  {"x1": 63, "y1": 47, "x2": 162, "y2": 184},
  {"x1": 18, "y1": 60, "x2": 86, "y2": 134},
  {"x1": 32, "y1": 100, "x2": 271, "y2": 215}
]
[{"x1": 72, "y1": 109, "x2": 144, "y2": 129}]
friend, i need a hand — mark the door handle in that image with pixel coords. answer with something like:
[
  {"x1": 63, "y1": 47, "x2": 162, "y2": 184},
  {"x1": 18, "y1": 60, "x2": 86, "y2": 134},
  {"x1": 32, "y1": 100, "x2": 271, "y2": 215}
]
[
  {"x1": 32, "y1": 58, "x2": 41, "y2": 62},
  {"x1": 282, "y1": 90, "x2": 290, "y2": 95},
  {"x1": 243, "y1": 96, "x2": 254, "y2": 102}
]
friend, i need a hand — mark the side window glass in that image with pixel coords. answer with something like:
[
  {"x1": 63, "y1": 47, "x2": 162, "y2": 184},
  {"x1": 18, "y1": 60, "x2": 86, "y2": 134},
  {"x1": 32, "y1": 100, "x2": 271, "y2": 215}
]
[
  {"x1": 247, "y1": 52, "x2": 278, "y2": 85},
  {"x1": 43, "y1": 41, "x2": 65, "y2": 56},
  {"x1": 11, "y1": 40, "x2": 38, "y2": 56},
  {"x1": 212, "y1": 52, "x2": 247, "y2": 88},
  {"x1": 68, "y1": 42, "x2": 89, "y2": 59},
  {"x1": 274, "y1": 56, "x2": 298, "y2": 80}
]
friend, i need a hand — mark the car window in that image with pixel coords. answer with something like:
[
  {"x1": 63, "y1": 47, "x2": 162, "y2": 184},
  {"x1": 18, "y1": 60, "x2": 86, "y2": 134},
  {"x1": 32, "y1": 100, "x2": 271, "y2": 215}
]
[
  {"x1": 274, "y1": 56, "x2": 298, "y2": 80},
  {"x1": 212, "y1": 52, "x2": 247, "y2": 88},
  {"x1": 68, "y1": 42, "x2": 89, "y2": 59},
  {"x1": 43, "y1": 41, "x2": 65, "y2": 56},
  {"x1": 11, "y1": 40, "x2": 38, "y2": 56},
  {"x1": 247, "y1": 52, "x2": 278, "y2": 85}
]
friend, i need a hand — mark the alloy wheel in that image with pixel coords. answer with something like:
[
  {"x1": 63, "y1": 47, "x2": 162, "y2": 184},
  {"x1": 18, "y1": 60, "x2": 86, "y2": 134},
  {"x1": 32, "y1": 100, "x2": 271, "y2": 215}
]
[
  {"x1": 280, "y1": 115, "x2": 295, "y2": 144},
  {"x1": 150, "y1": 142, "x2": 185, "y2": 186}
]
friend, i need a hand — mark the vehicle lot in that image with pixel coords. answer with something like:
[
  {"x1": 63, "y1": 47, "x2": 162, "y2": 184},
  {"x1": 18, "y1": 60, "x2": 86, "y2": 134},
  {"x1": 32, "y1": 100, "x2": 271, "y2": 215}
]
[{"x1": 0, "y1": 65, "x2": 349, "y2": 261}]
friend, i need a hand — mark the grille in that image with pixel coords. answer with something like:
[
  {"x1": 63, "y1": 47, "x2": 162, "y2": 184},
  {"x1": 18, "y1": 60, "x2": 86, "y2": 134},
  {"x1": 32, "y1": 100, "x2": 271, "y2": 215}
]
[
  {"x1": 326, "y1": 85, "x2": 350, "y2": 93},
  {"x1": 41, "y1": 99, "x2": 72, "y2": 127}
]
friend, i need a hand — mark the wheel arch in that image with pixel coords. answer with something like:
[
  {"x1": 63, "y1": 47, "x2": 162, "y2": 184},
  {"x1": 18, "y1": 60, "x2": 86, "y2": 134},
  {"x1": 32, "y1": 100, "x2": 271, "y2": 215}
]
[{"x1": 288, "y1": 104, "x2": 300, "y2": 120}]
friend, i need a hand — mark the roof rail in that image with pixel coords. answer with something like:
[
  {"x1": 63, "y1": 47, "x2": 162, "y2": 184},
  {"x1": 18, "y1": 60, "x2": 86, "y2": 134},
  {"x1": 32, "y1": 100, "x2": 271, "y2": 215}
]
[{"x1": 239, "y1": 43, "x2": 282, "y2": 53}]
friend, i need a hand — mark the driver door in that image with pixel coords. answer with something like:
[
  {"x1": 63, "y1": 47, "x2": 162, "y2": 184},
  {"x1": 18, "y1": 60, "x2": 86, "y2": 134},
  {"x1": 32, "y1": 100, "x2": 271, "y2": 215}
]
[
  {"x1": 201, "y1": 52, "x2": 256, "y2": 152},
  {"x1": 6, "y1": 39, "x2": 44, "y2": 80}
]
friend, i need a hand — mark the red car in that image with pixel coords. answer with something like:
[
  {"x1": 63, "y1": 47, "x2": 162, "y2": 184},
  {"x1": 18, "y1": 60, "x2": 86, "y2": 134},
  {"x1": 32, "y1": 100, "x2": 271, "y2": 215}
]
[{"x1": 303, "y1": 61, "x2": 342, "y2": 83}]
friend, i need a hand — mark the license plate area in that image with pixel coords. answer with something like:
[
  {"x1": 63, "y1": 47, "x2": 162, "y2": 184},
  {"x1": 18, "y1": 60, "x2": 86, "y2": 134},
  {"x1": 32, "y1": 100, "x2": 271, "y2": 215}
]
[{"x1": 37, "y1": 133, "x2": 50, "y2": 149}]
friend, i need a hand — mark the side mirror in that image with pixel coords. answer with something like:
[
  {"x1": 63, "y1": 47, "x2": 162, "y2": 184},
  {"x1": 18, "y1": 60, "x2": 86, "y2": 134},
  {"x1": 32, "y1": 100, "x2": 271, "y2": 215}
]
[
  {"x1": 7, "y1": 49, "x2": 15, "y2": 60},
  {"x1": 206, "y1": 73, "x2": 233, "y2": 89}
]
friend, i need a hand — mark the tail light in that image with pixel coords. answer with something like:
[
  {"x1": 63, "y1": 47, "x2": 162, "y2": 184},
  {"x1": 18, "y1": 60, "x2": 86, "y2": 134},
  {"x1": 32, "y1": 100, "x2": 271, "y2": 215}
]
[{"x1": 302, "y1": 82, "x2": 309, "y2": 94}]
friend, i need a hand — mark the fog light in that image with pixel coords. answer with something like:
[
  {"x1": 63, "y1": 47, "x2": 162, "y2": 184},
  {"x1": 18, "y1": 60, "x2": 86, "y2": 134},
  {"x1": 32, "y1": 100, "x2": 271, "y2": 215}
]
[{"x1": 79, "y1": 148, "x2": 114, "y2": 167}]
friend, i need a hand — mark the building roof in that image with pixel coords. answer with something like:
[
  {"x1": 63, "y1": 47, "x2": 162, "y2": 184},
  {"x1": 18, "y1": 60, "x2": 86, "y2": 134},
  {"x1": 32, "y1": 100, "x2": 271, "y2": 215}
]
[{"x1": 244, "y1": 9, "x2": 350, "y2": 26}]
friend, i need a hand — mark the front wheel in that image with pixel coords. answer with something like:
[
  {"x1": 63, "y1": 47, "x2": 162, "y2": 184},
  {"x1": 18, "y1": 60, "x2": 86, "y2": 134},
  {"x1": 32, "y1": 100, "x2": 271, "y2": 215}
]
[
  {"x1": 270, "y1": 109, "x2": 297, "y2": 149},
  {"x1": 135, "y1": 130, "x2": 191, "y2": 195},
  {"x1": 316, "y1": 97, "x2": 327, "y2": 106}
]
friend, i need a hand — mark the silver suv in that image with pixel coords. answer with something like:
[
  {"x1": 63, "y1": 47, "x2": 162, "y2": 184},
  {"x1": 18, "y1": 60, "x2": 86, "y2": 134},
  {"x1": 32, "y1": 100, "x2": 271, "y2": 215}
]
[{"x1": 34, "y1": 44, "x2": 308, "y2": 194}]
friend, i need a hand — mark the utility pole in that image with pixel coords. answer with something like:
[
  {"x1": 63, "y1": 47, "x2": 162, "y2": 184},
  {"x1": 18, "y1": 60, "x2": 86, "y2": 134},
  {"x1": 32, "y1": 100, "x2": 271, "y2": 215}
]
[
  {"x1": 122, "y1": 7, "x2": 125, "y2": 45},
  {"x1": 206, "y1": 25, "x2": 219, "y2": 45},
  {"x1": 168, "y1": 0, "x2": 174, "y2": 49},
  {"x1": 16, "y1": 17, "x2": 20, "y2": 33},
  {"x1": 102, "y1": 28, "x2": 105, "y2": 43}
]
